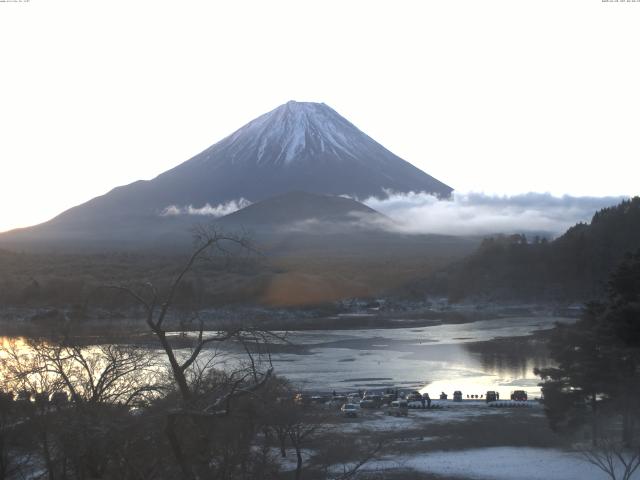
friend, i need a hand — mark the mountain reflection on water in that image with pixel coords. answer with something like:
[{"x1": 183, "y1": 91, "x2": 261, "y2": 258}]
[{"x1": 465, "y1": 335, "x2": 552, "y2": 380}]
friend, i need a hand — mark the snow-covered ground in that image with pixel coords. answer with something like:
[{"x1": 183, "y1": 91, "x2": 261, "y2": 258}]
[
  {"x1": 321, "y1": 402, "x2": 626, "y2": 479},
  {"x1": 270, "y1": 448, "x2": 314, "y2": 472},
  {"x1": 363, "y1": 447, "x2": 631, "y2": 480},
  {"x1": 332, "y1": 402, "x2": 531, "y2": 434}
]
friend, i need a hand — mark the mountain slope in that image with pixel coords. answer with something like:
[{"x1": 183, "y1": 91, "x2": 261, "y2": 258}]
[
  {"x1": 39, "y1": 101, "x2": 451, "y2": 224},
  {"x1": 95, "y1": 101, "x2": 451, "y2": 217},
  {"x1": 0, "y1": 101, "x2": 451, "y2": 249},
  {"x1": 216, "y1": 191, "x2": 385, "y2": 228},
  {"x1": 0, "y1": 191, "x2": 391, "y2": 252}
]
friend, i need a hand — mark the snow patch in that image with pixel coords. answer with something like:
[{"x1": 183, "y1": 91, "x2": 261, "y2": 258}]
[
  {"x1": 226, "y1": 101, "x2": 364, "y2": 166},
  {"x1": 334, "y1": 407, "x2": 509, "y2": 434},
  {"x1": 365, "y1": 447, "x2": 616, "y2": 480}
]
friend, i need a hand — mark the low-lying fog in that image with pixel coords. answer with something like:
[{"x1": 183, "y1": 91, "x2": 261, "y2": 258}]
[
  {"x1": 164, "y1": 191, "x2": 626, "y2": 238},
  {"x1": 361, "y1": 191, "x2": 626, "y2": 236}
]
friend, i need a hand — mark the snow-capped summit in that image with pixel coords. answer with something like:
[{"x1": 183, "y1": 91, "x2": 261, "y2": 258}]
[
  {"x1": 0, "y1": 100, "x2": 452, "y2": 248},
  {"x1": 214, "y1": 101, "x2": 371, "y2": 166},
  {"x1": 51, "y1": 100, "x2": 451, "y2": 221},
  {"x1": 156, "y1": 100, "x2": 453, "y2": 206}
]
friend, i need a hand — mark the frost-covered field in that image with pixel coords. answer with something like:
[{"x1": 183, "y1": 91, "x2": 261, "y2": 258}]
[
  {"x1": 320, "y1": 402, "x2": 635, "y2": 479},
  {"x1": 331, "y1": 401, "x2": 536, "y2": 434},
  {"x1": 363, "y1": 447, "x2": 612, "y2": 480}
]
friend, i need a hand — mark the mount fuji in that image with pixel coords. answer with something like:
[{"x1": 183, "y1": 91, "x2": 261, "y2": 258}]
[{"x1": 1, "y1": 101, "x2": 452, "y2": 249}]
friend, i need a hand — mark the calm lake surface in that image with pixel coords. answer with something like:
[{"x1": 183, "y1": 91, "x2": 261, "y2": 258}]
[
  {"x1": 2, "y1": 315, "x2": 571, "y2": 399},
  {"x1": 204, "y1": 315, "x2": 571, "y2": 398}
]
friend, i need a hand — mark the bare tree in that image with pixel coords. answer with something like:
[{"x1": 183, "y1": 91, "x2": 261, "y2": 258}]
[
  {"x1": 581, "y1": 438, "x2": 640, "y2": 480},
  {"x1": 287, "y1": 416, "x2": 324, "y2": 480},
  {"x1": 0, "y1": 336, "x2": 164, "y2": 480},
  {"x1": 0, "y1": 227, "x2": 297, "y2": 479},
  {"x1": 329, "y1": 441, "x2": 383, "y2": 480},
  {"x1": 109, "y1": 227, "x2": 282, "y2": 479},
  {"x1": 109, "y1": 228, "x2": 266, "y2": 400},
  {"x1": 0, "y1": 390, "x2": 32, "y2": 480},
  {"x1": 284, "y1": 415, "x2": 382, "y2": 480},
  {"x1": 1, "y1": 337, "x2": 163, "y2": 407}
]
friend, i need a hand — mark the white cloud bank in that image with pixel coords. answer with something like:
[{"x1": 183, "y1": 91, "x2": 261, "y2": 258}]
[
  {"x1": 362, "y1": 191, "x2": 626, "y2": 237},
  {"x1": 161, "y1": 198, "x2": 251, "y2": 217},
  {"x1": 158, "y1": 192, "x2": 626, "y2": 238}
]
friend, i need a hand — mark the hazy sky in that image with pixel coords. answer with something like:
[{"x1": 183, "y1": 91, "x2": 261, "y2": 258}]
[{"x1": 1, "y1": 0, "x2": 639, "y2": 233}]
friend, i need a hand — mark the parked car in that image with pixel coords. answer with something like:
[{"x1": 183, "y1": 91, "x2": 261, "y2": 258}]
[
  {"x1": 341, "y1": 403, "x2": 359, "y2": 417},
  {"x1": 360, "y1": 395, "x2": 382, "y2": 409},
  {"x1": 16, "y1": 390, "x2": 32, "y2": 402},
  {"x1": 511, "y1": 390, "x2": 528, "y2": 401},
  {"x1": 453, "y1": 390, "x2": 463, "y2": 402},
  {"x1": 386, "y1": 400, "x2": 409, "y2": 417},
  {"x1": 34, "y1": 392, "x2": 49, "y2": 406},
  {"x1": 311, "y1": 395, "x2": 330, "y2": 405},
  {"x1": 329, "y1": 395, "x2": 348, "y2": 407},
  {"x1": 406, "y1": 391, "x2": 422, "y2": 402},
  {"x1": 51, "y1": 391, "x2": 68, "y2": 407},
  {"x1": 382, "y1": 393, "x2": 396, "y2": 405},
  {"x1": 485, "y1": 391, "x2": 498, "y2": 402},
  {"x1": 0, "y1": 391, "x2": 13, "y2": 408}
]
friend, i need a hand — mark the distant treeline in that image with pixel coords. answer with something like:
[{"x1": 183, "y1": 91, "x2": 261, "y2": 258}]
[
  {"x1": 0, "y1": 250, "x2": 269, "y2": 311},
  {"x1": 0, "y1": 238, "x2": 474, "y2": 313},
  {"x1": 423, "y1": 197, "x2": 640, "y2": 302}
]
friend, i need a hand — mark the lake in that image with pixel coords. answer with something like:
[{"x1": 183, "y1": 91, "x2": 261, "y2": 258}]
[
  {"x1": 1, "y1": 315, "x2": 571, "y2": 400},
  {"x1": 200, "y1": 315, "x2": 570, "y2": 399}
]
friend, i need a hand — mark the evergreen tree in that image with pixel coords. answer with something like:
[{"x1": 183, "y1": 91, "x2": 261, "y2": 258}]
[
  {"x1": 536, "y1": 250, "x2": 640, "y2": 446},
  {"x1": 435, "y1": 197, "x2": 640, "y2": 301}
]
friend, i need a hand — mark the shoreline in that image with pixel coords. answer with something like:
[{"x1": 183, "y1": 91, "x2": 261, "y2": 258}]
[{"x1": 0, "y1": 301, "x2": 582, "y2": 340}]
